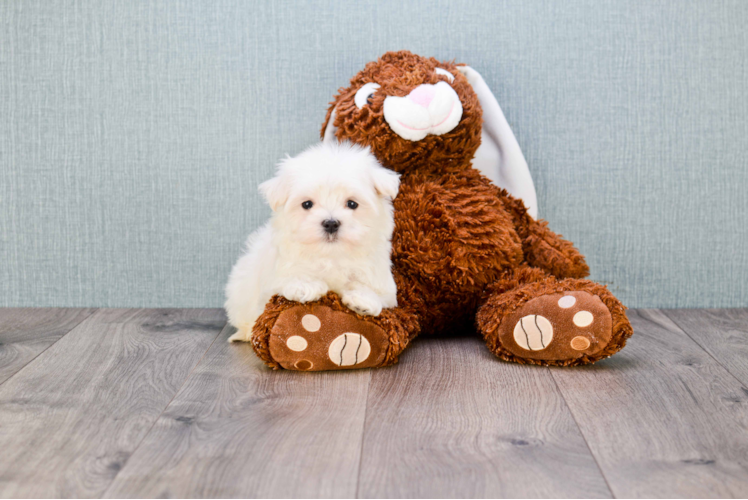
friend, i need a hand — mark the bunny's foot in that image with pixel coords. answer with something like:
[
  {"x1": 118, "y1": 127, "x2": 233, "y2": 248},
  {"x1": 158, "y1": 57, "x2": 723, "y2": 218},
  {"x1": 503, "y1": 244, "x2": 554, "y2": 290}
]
[
  {"x1": 249, "y1": 292, "x2": 416, "y2": 371},
  {"x1": 477, "y1": 270, "x2": 632, "y2": 366}
]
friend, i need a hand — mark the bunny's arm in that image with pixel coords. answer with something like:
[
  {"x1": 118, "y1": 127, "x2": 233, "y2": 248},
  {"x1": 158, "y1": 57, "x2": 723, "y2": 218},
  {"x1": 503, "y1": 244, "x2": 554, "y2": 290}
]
[{"x1": 499, "y1": 192, "x2": 590, "y2": 279}]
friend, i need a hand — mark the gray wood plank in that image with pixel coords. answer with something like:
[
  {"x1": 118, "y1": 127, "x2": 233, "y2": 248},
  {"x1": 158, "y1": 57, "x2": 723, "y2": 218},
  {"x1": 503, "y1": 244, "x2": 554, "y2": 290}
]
[
  {"x1": 551, "y1": 309, "x2": 748, "y2": 498},
  {"x1": 104, "y1": 326, "x2": 371, "y2": 499},
  {"x1": 0, "y1": 308, "x2": 225, "y2": 498},
  {"x1": 664, "y1": 308, "x2": 748, "y2": 386},
  {"x1": 0, "y1": 308, "x2": 96, "y2": 385},
  {"x1": 357, "y1": 336, "x2": 612, "y2": 498}
]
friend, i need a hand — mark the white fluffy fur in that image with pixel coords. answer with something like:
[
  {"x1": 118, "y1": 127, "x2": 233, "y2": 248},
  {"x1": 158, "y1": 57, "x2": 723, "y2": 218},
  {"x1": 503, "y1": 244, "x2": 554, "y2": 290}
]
[{"x1": 225, "y1": 142, "x2": 400, "y2": 343}]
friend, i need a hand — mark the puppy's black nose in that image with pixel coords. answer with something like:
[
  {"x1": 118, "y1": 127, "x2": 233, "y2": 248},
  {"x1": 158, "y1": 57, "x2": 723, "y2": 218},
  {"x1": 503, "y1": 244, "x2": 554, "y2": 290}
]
[{"x1": 322, "y1": 219, "x2": 340, "y2": 234}]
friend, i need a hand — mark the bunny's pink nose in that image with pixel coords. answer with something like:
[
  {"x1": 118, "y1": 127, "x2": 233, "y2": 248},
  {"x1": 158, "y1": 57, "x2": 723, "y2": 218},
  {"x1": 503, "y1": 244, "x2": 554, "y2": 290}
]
[{"x1": 407, "y1": 84, "x2": 436, "y2": 108}]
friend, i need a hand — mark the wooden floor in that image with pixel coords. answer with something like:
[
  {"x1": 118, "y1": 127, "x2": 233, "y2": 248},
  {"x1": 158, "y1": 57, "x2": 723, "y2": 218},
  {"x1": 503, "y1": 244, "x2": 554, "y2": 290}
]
[{"x1": 0, "y1": 309, "x2": 747, "y2": 498}]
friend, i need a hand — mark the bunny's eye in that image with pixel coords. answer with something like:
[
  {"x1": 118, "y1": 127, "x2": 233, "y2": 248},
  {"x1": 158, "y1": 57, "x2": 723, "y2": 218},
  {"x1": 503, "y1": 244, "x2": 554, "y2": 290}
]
[
  {"x1": 435, "y1": 67, "x2": 454, "y2": 83},
  {"x1": 301, "y1": 200, "x2": 313, "y2": 210},
  {"x1": 346, "y1": 200, "x2": 359, "y2": 210},
  {"x1": 354, "y1": 82, "x2": 381, "y2": 109}
]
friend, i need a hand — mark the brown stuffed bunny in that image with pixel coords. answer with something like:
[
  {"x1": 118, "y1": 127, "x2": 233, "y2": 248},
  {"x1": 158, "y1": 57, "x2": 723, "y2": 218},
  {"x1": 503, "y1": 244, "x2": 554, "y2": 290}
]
[{"x1": 249, "y1": 51, "x2": 633, "y2": 371}]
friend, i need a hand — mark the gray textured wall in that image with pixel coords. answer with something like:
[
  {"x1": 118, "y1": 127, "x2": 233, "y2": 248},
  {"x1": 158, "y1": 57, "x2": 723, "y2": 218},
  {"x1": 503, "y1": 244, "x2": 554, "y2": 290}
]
[{"x1": 1, "y1": 0, "x2": 747, "y2": 308}]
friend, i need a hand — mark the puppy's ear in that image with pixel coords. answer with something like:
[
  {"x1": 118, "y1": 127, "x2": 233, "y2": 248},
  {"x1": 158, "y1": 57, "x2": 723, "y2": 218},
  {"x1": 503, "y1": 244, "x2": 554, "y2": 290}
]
[
  {"x1": 258, "y1": 175, "x2": 290, "y2": 211},
  {"x1": 370, "y1": 165, "x2": 401, "y2": 200}
]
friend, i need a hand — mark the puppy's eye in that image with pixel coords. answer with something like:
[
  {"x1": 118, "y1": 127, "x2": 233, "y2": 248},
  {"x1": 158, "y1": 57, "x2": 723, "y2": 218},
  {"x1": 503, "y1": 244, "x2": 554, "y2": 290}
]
[
  {"x1": 354, "y1": 82, "x2": 381, "y2": 109},
  {"x1": 435, "y1": 67, "x2": 454, "y2": 83},
  {"x1": 346, "y1": 200, "x2": 359, "y2": 210},
  {"x1": 301, "y1": 200, "x2": 313, "y2": 210}
]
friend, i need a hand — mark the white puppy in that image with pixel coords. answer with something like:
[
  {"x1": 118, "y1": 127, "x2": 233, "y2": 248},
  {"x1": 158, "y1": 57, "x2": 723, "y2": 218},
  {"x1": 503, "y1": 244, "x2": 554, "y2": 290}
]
[{"x1": 225, "y1": 142, "x2": 400, "y2": 343}]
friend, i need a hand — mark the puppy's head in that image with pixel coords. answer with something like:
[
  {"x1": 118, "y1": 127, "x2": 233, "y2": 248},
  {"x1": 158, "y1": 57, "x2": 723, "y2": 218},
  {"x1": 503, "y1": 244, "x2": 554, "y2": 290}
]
[{"x1": 260, "y1": 142, "x2": 400, "y2": 248}]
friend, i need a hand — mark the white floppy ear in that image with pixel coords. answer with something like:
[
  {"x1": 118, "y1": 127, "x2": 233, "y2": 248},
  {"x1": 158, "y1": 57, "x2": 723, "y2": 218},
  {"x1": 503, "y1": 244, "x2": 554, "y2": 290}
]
[
  {"x1": 258, "y1": 175, "x2": 289, "y2": 212},
  {"x1": 322, "y1": 107, "x2": 338, "y2": 144},
  {"x1": 457, "y1": 65, "x2": 538, "y2": 218},
  {"x1": 370, "y1": 165, "x2": 401, "y2": 200}
]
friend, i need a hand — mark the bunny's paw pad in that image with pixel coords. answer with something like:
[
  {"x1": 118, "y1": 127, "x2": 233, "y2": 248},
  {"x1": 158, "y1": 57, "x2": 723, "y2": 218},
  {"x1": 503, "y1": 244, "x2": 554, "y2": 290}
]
[
  {"x1": 499, "y1": 291, "x2": 613, "y2": 361},
  {"x1": 267, "y1": 305, "x2": 388, "y2": 371}
]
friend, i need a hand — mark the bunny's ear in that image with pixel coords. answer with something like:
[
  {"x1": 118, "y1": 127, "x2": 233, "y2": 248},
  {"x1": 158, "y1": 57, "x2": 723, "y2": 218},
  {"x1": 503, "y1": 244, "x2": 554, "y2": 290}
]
[
  {"x1": 457, "y1": 66, "x2": 538, "y2": 218},
  {"x1": 322, "y1": 107, "x2": 338, "y2": 144}
]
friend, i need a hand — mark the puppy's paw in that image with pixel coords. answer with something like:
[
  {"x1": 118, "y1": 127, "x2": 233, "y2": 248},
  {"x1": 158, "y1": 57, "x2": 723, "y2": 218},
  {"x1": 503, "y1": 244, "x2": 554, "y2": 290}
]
[
  {"x1": 281, "y1": 279, "x2": 329, "y2": 303},
  {"x1": 228, "y1": 326, "x2": 252, "y2": 343},
  {"x1": 341, "y1": 288, "x2": 384, "y2": 316}
]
